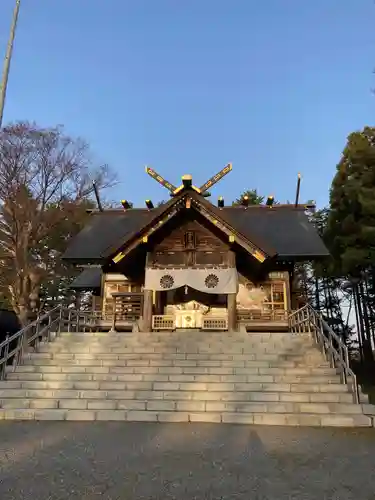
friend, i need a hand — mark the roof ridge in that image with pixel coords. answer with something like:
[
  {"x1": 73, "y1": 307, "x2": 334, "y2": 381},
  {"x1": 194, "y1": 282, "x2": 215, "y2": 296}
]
[{"x1": 220, "y1": 205, "x2": 307, "y2": 210}]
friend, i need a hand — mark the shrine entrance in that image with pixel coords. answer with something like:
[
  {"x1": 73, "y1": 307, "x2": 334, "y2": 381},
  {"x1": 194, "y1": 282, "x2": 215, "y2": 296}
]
[
  {"x1": 162, "y1": 286, "x2": 227, "y2": 329},
  {"x1": 144, "y1": 267, "x2": 238, "y2": 331}
]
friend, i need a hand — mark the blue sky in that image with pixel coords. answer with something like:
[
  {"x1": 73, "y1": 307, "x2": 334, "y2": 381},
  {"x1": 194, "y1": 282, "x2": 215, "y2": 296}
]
[{"x1": 1, "y1": 0, "x2": 374, "y2": 208}]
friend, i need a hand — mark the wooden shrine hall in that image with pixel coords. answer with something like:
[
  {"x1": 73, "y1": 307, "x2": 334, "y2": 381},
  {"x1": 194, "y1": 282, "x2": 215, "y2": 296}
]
[{"x1": 63, "y1": 165, "x2": 329, "y2": 332}]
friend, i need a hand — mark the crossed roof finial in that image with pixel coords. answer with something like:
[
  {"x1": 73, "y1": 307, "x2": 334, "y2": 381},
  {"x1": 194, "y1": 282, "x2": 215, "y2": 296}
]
[{"x1": 145, "y1": 163, "x2": 232, "y2": 196}]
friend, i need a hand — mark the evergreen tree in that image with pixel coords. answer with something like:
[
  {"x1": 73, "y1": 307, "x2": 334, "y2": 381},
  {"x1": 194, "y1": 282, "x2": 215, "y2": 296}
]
[
  {"x1": 325, "y1": 127, "x2": 375, "y2": 363},
  {"x1": 232, "y1": 189, "x2": 264, "y2": 206}
]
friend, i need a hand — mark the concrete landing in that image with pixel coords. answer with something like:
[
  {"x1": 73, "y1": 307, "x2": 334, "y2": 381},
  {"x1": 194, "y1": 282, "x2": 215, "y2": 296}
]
[{"x1": 0, "y1": 422, "x2": 374, "y2": 499}]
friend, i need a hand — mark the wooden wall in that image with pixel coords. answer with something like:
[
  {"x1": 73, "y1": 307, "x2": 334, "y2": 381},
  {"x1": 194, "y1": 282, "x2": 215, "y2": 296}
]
[
  {"x1": 101, "y1": 273, "x2": 142, "y2": 318},
  {"x1": 237, "y1": 271, "x2": 290, "y2": 312},
  {"x1": 149, "y1": 220, "x2": 231, "y2": 268}
]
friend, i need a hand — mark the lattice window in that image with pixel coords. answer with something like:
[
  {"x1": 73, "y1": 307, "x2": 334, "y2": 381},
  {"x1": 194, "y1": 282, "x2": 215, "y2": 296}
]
[
  {"x1": 152, "y1": 315, "x2": 175, "y2": 330},
  {"x1": 103, "y1": 278, "x2": 143, "y2": 321},
  {"x1": 263, "y1": 281, "x2": 286, "y2": 311},
  {"x1": 202, "y1": 317, "x2": 228, "y2": 330},
  {"x1": 104, "y1": 293, "x2": 143, "y2": 322},
  {"x1": 268, "y1": 271, "x2": 286, "y2": 279}
]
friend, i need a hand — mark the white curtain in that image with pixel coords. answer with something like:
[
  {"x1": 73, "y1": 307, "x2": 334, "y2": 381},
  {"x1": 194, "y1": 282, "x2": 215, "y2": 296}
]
[{"x1": 145, "y1": 268, "x2": 238, "y2": 294}]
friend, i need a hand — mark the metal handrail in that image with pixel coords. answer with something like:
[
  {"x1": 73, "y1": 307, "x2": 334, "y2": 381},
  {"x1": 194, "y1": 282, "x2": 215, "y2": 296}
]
[
  {"x1": 0, "y1": 304, "x2": 65, "y2": 379},
  {"x1": 0, "y1": 307, "x2": 130, "y2": 380},
  {"x1": 0, "y1": 305, "x2": 138, "y2": 378},
  {"x1": 288, "y1": 304, "x2": 360, "y2": 404}
]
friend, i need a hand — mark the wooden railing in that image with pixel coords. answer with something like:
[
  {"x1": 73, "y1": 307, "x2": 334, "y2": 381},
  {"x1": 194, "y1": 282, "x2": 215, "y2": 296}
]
[
  {"x1": 104, "y1": 292, "x2": 143, "y2": 331},
  {"x1": 237, "y1": 309, "x2": 288, "y2": 323},
  {"x1": 288, "y1": 304, "x2": 360, "y2": 404}
]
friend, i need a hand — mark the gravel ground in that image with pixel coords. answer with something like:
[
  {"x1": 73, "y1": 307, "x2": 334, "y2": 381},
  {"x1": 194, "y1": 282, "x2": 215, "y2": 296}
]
[{"x1": 0, "y1": 422, "x2": 374, "y2": 500}]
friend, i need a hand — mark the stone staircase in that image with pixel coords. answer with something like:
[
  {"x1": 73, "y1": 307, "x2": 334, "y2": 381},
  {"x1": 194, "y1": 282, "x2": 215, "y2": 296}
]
[{"x1": 0, "y1": 329, "x2": 374, "y2": 426}]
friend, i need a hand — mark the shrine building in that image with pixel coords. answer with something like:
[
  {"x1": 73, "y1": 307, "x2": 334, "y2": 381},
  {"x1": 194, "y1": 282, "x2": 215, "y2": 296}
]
[{"x1": 63, "y1": 165, "x2": 329, "y2": 332}]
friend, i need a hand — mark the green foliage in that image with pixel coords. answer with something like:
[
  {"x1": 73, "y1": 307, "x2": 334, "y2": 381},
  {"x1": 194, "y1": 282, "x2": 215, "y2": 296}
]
[
  {"x1": 232, "y1": 189, "x2": 264, "y2": 206},
  {"x1": 293, "y1": 208, "x2": 353, "y2": 343},
  {"x1": 36, "y1": 198, "x2": 96, "y2": 308},
  {"x1": 326, "y1": 127, "x2": 375, "y2": 276}
]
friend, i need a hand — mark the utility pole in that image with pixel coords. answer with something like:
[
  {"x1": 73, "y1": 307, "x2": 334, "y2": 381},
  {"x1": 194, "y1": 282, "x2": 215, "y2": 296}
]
[{"x1": 0, "y1": 0, "x2": 21, "y2": 127}]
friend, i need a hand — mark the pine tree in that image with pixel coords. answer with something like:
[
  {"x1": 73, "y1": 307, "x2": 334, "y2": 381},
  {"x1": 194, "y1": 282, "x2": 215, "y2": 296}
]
[
  {"x1": 325, "y1": 127, "x2": 375, "y2": 363},
  {"x1": 232, "y1": 189, "x2": 264, "y2": 206}
]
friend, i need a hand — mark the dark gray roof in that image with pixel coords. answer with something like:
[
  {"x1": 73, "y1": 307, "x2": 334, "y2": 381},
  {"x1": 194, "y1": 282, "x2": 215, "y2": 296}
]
[
  {"x1": 63, "y1": 198, "x2": 329, "y2": 263},
  {"x1": 63, "y1": 209, "x2": 157, "y2": 262},
  {"x1": 216, "y1": 206, "x2": 329, "y2": 258},
  {"x1": 70, "y1": 268, "x2": 102, "y2": 289}
]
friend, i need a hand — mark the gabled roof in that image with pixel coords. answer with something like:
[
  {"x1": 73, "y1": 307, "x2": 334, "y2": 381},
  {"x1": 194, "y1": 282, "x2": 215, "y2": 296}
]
[
  {"x1": 214, "y1": 206, "x2": 329, "y2": 258},
  {"x1": 62, "y1": 192, "x2": 329, "y2": 264},
  {"x1": 104, "y1": 191, "x2": 274, "y2": 264},
  {"x1": 62, "y1": 209, "x2": 158, "y2": 263},
  {"x1": 70, "y1": 268, "x2": 102, "y2": 289}
]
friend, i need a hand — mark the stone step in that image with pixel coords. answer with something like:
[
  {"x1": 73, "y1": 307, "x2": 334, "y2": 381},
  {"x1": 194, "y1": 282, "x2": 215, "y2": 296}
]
[
  {"x1": 0, "y1": 380, "x2": 352, "y2": 395},
  {"x1": 6, "y1": 369, "x2": 344, "y2": 384},
  {"x1": 19, "y1": 360, "x2": 338, "y2": 375},
  {"x1": 44, "y1": 335, "x2": 317, "y2": 343},
  {"x1": 23, "y1": 352, "x2": 329, "y2": 366},
  {"x1": 33, "y1": 350, "x2": 325, "y2": 365},
  {"x1": 0, "y1": 383, "x2": 360, "y2": 402},
  {"x1": 0, "y1": 408, "x2": 372, "y2": 427},
  {"x1": 59, "y1": 331, "x2": 311, "y2": 339},
  {"x1": 9, "y1": 367, "x2": 342, "y2": 384},
  {"x1": 53, "y1": 341, "x2": 313, "y2": 348},
  {"x1": 53, "y1": 341, "x2": 315, "y2": 349},
  {"x1": 33, "y1": 349, "x2": 325, "y2": 364},
  {"x1": 46, "y1": 343, "x2": 321, "y2": 357},
  {"x1": 44, "y1": 334, "x2": 315, "y2": 343},
  {"x1": 0, "y1": 397, "x2": 368, "y2": 414},
  {"x1": 12, "y1": 361, "x2": 339, "y2": 374},
  {"x1": 2, "y1": 328, "x2": 367, "y2": 427},
  {"x1": 52, "y1": 337, "x2": 315, "y2": 346},
  {"x1": 25, "y1": 350, "x2": 322, "y2": 360},
  {"x1": 56, "y1": 332, "x2": 311, "y2": 339}
]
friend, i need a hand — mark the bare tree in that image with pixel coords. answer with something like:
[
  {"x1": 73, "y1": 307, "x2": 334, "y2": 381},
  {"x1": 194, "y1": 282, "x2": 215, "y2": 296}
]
[{"x1": 0, "y1": 121, "x2": 115, "y2": 324}]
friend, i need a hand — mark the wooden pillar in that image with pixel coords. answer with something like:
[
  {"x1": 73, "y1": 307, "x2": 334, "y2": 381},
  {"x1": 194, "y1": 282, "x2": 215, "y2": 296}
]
[
  {"x1": 142, "y1": 289, "x2": 153, "y2": 332},
  {"x1": 227, "y1": 250, "x2": 237, "y2": 331},
  {"x1": 289, "y1": 266, "x2": 297, "y2": 310},
  {"x1": 227, "y1": 293, "x2": 237, "y2": 331},
  {"x1": 284, "y1": 270, "x2": 291, "y2": 312},
  {"x1": 228, "y1": 250, "x2": 236, "y2": 267},
  {"x1": 110, "y1": 295, "x2": 117, "y2": 332}
]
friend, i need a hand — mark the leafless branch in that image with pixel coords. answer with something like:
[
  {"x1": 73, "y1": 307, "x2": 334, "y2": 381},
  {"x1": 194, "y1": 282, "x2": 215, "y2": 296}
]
[{"x1": 0, "y1": 121, "x2": 117, "y2": 323}]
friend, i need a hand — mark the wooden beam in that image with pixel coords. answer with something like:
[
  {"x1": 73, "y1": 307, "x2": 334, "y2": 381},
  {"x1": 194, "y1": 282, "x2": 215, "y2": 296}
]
[
  {"x1": 111, "y1": 208, "x2": 179, "y2": 264},
  {"x1": 227, "y1": 293, "x2": 237, "y2": 331},
  {"x1": 145, "y1": 166, "x2": 177, "y2": 194},
  {"x1": 142, "y1": 289, "x2": 153, "y2": 332},
  {"x1": 228, "y1": 250, "x2": 236, "y2": 267},
  {"x1": 192, "y1": 200, "x2": 268, "y2": 263},
  {"x1": 199, "y1": 163, "x2": 232, "y2": 194}
]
